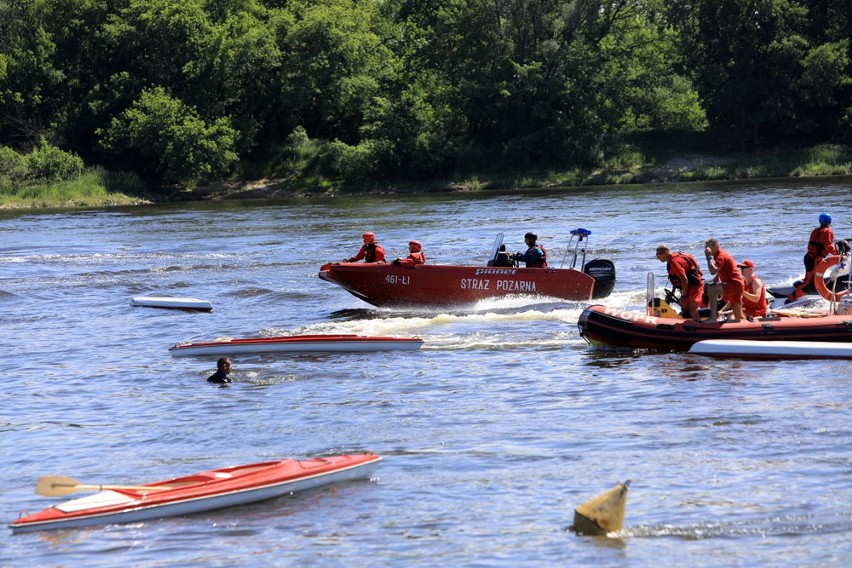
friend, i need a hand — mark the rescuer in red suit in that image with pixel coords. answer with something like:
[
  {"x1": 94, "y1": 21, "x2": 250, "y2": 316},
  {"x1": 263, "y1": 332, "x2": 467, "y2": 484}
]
[
  {"x1": 346, "y1": 232, "x2": 386, "y2": 263},
  {"x1": 393, "y1": 240, "x2": 426, "y2": 268}
]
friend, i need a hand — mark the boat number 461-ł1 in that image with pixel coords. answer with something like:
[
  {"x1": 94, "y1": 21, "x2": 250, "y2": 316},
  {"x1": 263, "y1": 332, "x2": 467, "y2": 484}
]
[{"x1": 385, "y1": 275, "x2": 410, "y2": 285}]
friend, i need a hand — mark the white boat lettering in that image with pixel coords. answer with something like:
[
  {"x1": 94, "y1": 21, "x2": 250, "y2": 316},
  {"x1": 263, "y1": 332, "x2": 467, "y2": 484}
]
[
  {"x1": 495, "y1": 280, "x2": 536, "y2": 292},
  {"x1": 475, "y1": 268, "x2": 517, "y2": 275},
  {"x1": 385, "y1": 275, "x2": 411, "y2": 285},
  {"x1": 604, "y1": 307, "x2": 657, "y2": 324},
  {"x1": 460, "y1": 279, "x2": 490, "y2": 290}
]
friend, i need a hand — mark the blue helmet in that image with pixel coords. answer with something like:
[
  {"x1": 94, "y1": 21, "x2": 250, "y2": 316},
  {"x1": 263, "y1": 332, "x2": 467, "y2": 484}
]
[{"x1": 819, "y1": 213, "x2": 832, "y2": 225}]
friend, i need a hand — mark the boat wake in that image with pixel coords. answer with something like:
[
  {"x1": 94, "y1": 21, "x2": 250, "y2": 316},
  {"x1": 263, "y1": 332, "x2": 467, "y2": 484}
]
[{"x1": 619, "y1": 509, "x2": 852, "y2": 539}]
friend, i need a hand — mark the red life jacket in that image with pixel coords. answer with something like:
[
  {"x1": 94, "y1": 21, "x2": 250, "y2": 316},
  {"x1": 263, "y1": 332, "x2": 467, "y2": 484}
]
[
  {"x1": 528, "y1": 245, "x2": 547, "y2": 268},
  {"x1": 807, "y1": 225, "x2": 834, "y2": 258},
  {"x1": 398, "y1": 251, "x2": 426, "y2": 268},
  {"x1": 667, "y1": 252, "x2": 703, "y2": 288}
]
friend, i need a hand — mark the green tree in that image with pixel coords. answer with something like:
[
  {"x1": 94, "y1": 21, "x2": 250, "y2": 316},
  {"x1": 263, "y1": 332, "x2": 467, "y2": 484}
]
[
  {"x1": 0, "y1": 0, "x2": 65, "y2": 147},
  {"x1": 278, "y1": 0, "x2": 397, "y2": 144},
  {"x1": 672, "y1": 0, "x2": 851, "y2": 147},
  {"x1": 97, "y1": 87, "x2": 238, "y2": 184},
  {"x1": 183, "y1": 3, "x2": 285, "y2": 154}
]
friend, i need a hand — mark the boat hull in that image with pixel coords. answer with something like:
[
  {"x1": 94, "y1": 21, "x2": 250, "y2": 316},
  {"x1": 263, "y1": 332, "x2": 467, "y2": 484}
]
[
  {"x1": 131, "y1": 296, "x2": 213, "y2": 311},
  {"x1": 169, "y1": 334, "x2": 423, "y2": 357},
  {"x1": 578, "y1": 304, "x2": 852, "y2": 351},
  {"x1": 690, "y1": 339, "x2": 852, "y2": 359},
  {"x1": 10, "y1": 453, "x2": 380, "y2": 532},
  {"x1": 318, "y1": 262, "x2": 606, "y2": 307}
]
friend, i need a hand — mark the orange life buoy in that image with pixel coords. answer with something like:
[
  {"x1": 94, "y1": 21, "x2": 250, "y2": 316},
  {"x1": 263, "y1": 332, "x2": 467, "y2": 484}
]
[{"x1": 814, "y1": 255, "x2": 850, "y2": 302}]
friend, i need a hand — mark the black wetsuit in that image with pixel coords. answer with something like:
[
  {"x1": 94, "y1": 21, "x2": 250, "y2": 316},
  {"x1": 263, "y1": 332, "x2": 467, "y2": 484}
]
[{"x1": 207, "y1": 370, "x2": 232, "y2": 384}]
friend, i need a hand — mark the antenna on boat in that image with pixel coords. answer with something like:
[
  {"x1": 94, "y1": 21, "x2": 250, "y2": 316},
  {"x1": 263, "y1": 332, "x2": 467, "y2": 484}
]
[
  {"x1": 563, "y1": 228, "x2": 591, "y2": 269},
  {"x1": 646, "y1": 272, "x2": 655, "y2": 316}
]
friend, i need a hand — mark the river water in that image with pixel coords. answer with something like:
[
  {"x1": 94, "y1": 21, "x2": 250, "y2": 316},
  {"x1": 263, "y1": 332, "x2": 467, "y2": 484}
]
[{"x1": 2, "y1": 179, "x2": 851, "y2": 566}]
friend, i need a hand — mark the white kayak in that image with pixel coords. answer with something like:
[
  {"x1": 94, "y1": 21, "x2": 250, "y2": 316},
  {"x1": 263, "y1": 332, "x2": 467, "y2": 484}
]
[
  {"x1": 169, "y1": 334, "x2": 424, "y2": 357},
  {"x1": 690, "y1": 339, "x2": 852, "y2": 359},
  {"x1": 131, "y1": 296, "x2": 213, "y2": 311}
]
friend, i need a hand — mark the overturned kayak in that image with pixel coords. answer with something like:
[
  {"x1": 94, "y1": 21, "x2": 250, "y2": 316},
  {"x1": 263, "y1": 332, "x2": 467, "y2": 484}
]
[
  {"x1": 131, "y1": 296, "x2": 213, "y2": 311},
  {"x1": 10, "y1": 453, "x2": 381, "y2": 533},
  {"x1": 578, "y1": 304, "x2": 852, "y2": 351},
  {"x1": 690, "y1": 339, "x2": 852, "y2": 359},
  {"x1": 169, "y1": 334, "x2": 423, "y2": 357}
]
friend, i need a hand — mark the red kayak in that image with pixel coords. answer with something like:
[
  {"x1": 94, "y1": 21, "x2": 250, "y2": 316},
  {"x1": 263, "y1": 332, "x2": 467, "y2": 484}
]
[
  {"x1": 169, "y1": 334, "x2": 424, "y2": 357},
  {"x1": 319, "y1": 231, "x2": 616, "y2": 307},
  {"x1": 578, "y1": 304, "x2": 852, "y2": 350},
  {"x1": 10, "y1": 453, "x2": 381, "y2": 533}
]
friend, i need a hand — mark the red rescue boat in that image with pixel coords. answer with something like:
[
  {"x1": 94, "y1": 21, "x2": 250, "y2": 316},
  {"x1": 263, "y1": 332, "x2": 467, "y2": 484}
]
[
  {"x1": 10, "y1": 453, "x2": 381, "y2": 533},
  {"x1": 320, "y1": 231, "x2": 616, "y2": 307},
  {"x1": 578, "y1": 304, "x2": 852, "y2": 351}
]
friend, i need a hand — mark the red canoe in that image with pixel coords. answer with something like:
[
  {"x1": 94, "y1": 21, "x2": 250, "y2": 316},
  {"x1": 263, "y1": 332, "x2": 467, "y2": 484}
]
[
  {"x1": 169, "y1": 334, "x2": 424, "y2": 357},
  {"x1": 10, "y1": 453, "x2": 381, "y2": 533},
  {"x1": 578, "y1": 304, "x2": 852, "y2": 350}
]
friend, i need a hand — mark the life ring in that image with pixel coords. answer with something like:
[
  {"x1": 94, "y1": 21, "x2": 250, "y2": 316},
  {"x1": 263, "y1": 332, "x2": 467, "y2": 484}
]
[{"x1": 814, "y1": 255, "x2": 850, "y2": 302}]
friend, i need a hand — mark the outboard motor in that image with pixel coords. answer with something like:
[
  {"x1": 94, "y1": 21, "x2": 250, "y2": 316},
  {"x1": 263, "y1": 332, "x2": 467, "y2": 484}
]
[
  {"x1": 562, "y1": 228, "x2": 616, "y2": 298},
  {"x1": 585, "y1": 259, "x2": 616, "y2": 299}
]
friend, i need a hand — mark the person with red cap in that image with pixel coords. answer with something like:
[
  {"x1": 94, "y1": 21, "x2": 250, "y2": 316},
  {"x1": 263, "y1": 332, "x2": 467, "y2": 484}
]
[
  {"x1": 737, "y1": 259, "x2": 766, "y2": 318},
  {"x1": 393, "y1": 240, "x2": 426, "y2": 268},
  {"x1": 345, "y1": 232, "x2": 386, "y2": 263}
]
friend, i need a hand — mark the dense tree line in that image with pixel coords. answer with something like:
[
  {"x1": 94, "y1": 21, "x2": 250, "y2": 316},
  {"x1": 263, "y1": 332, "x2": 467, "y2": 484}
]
[{"x1": 0, "y1": 0, "x2": 849, "y2": 188}]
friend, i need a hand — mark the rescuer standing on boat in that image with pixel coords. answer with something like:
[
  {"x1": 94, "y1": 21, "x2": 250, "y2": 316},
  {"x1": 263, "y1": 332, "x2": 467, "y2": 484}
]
[
  {"x1": 512, "y1": 232, "x2": 547, "y2": 267},
  {"x1": 655, "y1": 244, "x2": 704, "y2": 320},
  {"x1": 705, "y1": 238, "x2": 745, "y2": 321},
  {"x1": 345, "y1": 232, "x2": 386, "y2": 263},
  {"x1": 788, "y1": 213, "x2": 837, "y2": 302},
  {"x1": 393, "y1": 240, "x2": 426, "y2": 267}
]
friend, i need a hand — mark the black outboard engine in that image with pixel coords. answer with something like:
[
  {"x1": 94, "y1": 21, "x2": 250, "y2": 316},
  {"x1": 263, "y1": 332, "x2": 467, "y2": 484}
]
[{"x1": 584, "y1": 259, "x2": 616, "y2": 298}]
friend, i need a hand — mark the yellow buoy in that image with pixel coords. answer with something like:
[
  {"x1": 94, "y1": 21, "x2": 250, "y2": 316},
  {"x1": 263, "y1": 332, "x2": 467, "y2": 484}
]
[{"x1": 571, "y1": 480, "x2": 630, "y2": 536}]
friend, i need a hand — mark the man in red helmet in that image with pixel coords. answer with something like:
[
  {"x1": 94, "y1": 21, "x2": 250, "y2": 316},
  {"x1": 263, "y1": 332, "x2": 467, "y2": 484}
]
[
  {"x1": 393, "y1": 240, "x2": 426, "y2": 268},
  {"x1": 345, "y1": 232, "x2": 386, "y2": 263}
]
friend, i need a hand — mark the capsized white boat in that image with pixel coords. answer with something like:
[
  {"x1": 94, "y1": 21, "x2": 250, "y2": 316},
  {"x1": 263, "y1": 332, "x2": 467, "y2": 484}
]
[
  {"x1": 689, "y1": 339, "x2": 852, "y2": 359},
  {"x1": 169, "y1": 334, "x2": 424, "y2": 357},
  {"x1": 131, "y1": 296, "x2": 213, "y2": 311}
]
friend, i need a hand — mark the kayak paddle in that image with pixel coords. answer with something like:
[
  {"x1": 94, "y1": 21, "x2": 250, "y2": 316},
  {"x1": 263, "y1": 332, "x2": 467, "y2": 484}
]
[{"x1": 35, "y1": 475, "x2": 173, "y2": 497}]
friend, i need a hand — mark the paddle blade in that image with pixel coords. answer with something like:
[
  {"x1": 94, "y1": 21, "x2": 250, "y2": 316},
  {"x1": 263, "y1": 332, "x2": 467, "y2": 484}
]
[{"x1": 35, "y1": 475, "x2": 85, "y2": 497}]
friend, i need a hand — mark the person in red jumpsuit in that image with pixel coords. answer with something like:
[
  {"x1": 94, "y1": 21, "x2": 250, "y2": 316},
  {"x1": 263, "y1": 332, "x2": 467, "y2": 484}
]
[
  {"x1": 737, "y1": 259, "x2": 766, "y2": 318},
  {"x1": 345, "y1": 232, "x2": 386, "y2": 263},
  {"x1": 705, "y1": 238, "x2": 745, "y2": 321},
  {"x1": 656, "y1": 244, "x2": 704, "y2": 320},
  {"x1": 393, "y1": 240, "x2": 426, "y2": 268},
  {"x1": 788, "y1": 213, "x2": 836, "y2": 301}
]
